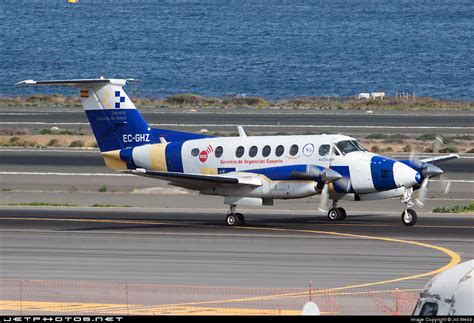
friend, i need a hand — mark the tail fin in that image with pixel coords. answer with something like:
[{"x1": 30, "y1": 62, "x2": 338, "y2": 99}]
[
  {"x1": 17, "y1": 78, "x2": 150, "y2": 152},
  {"x1": 17, "y1": 78, "x2": 210, "y2": 152}
]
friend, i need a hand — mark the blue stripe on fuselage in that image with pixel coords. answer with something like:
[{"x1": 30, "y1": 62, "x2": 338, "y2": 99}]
[
  {"x1": 85, "y1": 109, "x2": 212, "y2": 152},
  {"x1": 165, "y1": 141, "x2": 184, "y2": 172},
  {"x1": 151, "y1": 128, "x2": 213, "y2": 142},
  {"x1": 119, "y1": 147, "x2": 137, "y2": 169},
  {"x1": 370, "y1": 156, "x2": 396, "y2": 191}
]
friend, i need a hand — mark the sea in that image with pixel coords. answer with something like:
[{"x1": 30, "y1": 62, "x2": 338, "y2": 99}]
[{"x1": 1, "y1": 0, "x2": 473, "y2": 100}]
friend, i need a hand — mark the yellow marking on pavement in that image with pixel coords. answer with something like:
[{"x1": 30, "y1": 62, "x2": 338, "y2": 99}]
[{"x1": 311, "y1": 222, "x2": 474, "y2": 229}]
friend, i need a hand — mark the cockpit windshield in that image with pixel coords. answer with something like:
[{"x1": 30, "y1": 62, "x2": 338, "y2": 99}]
[{"x1": 336, "y1": 140, "x2": 367, "y2": 155}]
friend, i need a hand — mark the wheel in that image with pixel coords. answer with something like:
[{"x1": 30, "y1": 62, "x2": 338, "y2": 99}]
[
  {"x1": 328, "y1": 207, "x2": 343, "y2": 221},
  {"x1": 226, "y1": 213, "x2": 240, "y2": 226},
  {"x1": 235, "y1": 213, "x2": 245, "y2": 225},
  {"x1": 337, "y1": 207, "x2": 346, "y2": 221},
  {"x1": 401, "y1": 209, "x2": 417, "y2": 226}
]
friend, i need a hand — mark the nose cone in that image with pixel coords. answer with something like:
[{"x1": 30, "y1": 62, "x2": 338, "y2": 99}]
[
  {"x1": 321, "y1": 168, "x2": 343, "y2": 182},
  {"x1": 394, "y1": 161, "x2": 420, "y2": 188},
  {"x1": 423, "y1": 164, "x2": 443, "y2": 177}
]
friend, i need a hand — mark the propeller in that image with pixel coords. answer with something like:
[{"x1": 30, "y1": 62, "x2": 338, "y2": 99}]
[
  {"x1": 291, "y1": 163, "x2": 342, "y2": 213},
  {"x1": 318, "y1": 183, "x2": 330, "y2": 213},
  {"x1": 409, "y1": 138, "x2": 450, "y2": 207},
  {"x1": 317, "y1": 144, "x2": 342, "y2": 213}
]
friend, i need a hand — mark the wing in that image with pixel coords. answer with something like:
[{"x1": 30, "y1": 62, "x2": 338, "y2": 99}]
[
  {"x1": 121, "y1": 169, "x2": 263, "y2": 190},
  {"x1": 421, "y1": 154, "x2": 459, "y2": 164}
]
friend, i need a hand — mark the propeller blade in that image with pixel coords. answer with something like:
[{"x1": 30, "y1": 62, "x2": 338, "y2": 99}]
[
  {"x1": 444, "y1": 180, "x2": 451, "y2": 195},
  {"x1": 415, "y1": 177, "x2": 429, "y2": 207},
  {"x1": 436, "y1": 173, "x2": 452, "y2": 195},
  {"x1": 318, "y1": 183, "x2": 329, "y2": 213},
  {"x1": 433, "y1": 136, "x2": 444, "y2": 154}
]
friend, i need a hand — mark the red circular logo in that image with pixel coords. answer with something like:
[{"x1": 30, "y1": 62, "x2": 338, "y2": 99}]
[{"x1": 199, "y1": 150, "x2": 208, "y2": 162}]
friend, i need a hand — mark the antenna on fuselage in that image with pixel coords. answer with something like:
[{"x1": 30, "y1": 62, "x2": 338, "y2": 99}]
[{"x1": 238, "y1": 126, "x2": 247, "y2": 137}]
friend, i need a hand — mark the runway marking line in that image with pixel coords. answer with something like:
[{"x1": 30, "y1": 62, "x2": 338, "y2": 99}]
[{"x1": 0, "y1": 217, "x2": 462, "y2": 314}]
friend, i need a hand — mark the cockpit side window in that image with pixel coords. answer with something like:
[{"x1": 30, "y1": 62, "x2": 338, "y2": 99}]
[
  {"x1": 336, "y1": 140, "x2": 366, "y2": 155},
  {"x1": 318, "y1": 145, "x2": 329, "y2": 156},
  {"x1": 319, "y1": 144, "x2": 330, "y2": 156},
  {"x1": 318, "y1": 144, "x2": 339, "y2": 157},
  {"x1": 353, "y1": 140, "x2": 367, "y2": 152}
]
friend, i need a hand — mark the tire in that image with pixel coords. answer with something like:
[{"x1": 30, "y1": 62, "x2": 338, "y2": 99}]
[
  {"x1": 226, "y1": 213, "x2": 240, "y2": 226},
  {"x1": 401, "y1": 209, "x2": 417, "y2": 226},
  {"x1": 337, "y1": 207, "x2": 346, "y2": 221},
  {"x1": 235, "y1": 213, "x2": 245, "y2": 225},
  {"x1": 328, "y1": 207, "x2": 342, "y2": 221}
]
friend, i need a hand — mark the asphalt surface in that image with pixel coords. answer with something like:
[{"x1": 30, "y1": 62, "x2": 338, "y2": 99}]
[
  {"x1": 1, "y1": 108, "x2": 474, "y2": 135},
  {"x1": 0, "y1": 207, "x2": 472, "y2": 290}
]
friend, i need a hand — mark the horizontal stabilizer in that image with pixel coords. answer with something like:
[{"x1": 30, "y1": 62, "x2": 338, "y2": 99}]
[{"x1": 16, "y1": 78, "x2": 140, "y2": 87}]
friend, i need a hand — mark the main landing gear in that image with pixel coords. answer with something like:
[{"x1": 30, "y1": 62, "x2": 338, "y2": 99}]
[
  {"x1": 327, "y1": 200, "x2": 346, "y2": 222},
  {"x1": 401, "y1": 187, "x2": 417, "y2": 226},
  {"x1": 225, "y1": 205, "x2": 245, "y2": 226}
]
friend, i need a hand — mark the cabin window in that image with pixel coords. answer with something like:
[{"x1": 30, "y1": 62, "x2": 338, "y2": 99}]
[
  {"x1": 289, "y1": 144, "x2": 299, "y2": 156},
  {"x1": 236, "y1": 146, "x2": 245, "y2": 158},
  {"x1": 215, "y1": 146, "x2": 223, "y2": 158},
  {"x1": 419, "y1": 302, "x2": 438, "y2": 316},
  {"x1": 275, "y1": 145, "x2": 285, "y2": 157},
  {"x1": 249, "y1": 146, "x2": 258, "y2": 158},
  {"x1": 262, "y1": 145, "x2": 271, "y2": 157},
  {"x1": 191, "y1": 148, "x2": 199, "y2": 157},
  {"x1": 319, "y1": 144, "x2": 330, "y2": 156}
]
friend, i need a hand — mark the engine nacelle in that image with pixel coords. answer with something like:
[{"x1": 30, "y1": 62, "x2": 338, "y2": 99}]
[{"x1": 205, "y1": 179, "x2": 317, "y2": 200}]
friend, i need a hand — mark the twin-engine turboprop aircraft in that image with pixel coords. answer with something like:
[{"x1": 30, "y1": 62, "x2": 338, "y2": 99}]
[{"x1": 17, "y1": 78, "x2": 458, "y2": 226}]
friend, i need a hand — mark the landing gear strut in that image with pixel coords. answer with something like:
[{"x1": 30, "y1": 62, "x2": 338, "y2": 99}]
[
  {"x1": 401, "y1": 187, "x2": 417, "y2": 226},
  {"x1": 327, "y1": 200, "x2": 346, "y2": 221},
  {"x1": 225, "y1": 205, "x2": 245, "y2": 226}
]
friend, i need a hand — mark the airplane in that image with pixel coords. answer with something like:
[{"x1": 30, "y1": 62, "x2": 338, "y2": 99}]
[{"x1": 16, "y1": 78, "x2": 459, "y2": 226}]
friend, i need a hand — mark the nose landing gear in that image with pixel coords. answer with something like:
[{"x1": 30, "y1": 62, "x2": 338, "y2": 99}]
[
  {"x1": 401, "y1": 187, "x2": 418, "y2": 226},
  {"x1": 401, "y1": 208, "x2": 417, "y2": 226}
]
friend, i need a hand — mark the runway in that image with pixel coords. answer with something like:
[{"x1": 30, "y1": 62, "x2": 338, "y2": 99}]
[{"x1": 1, "y1": 107, "x2": 474, "y2": 135}]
